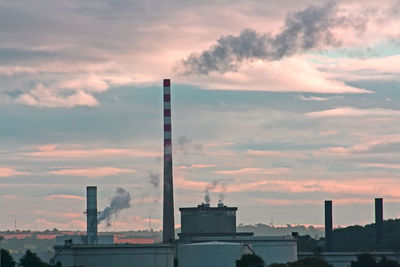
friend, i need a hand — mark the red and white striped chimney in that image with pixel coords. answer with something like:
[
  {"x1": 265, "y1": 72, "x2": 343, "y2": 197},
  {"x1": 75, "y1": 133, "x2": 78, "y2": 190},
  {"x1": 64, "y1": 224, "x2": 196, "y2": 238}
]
[{"x1": 162, "y1": 79, "x2": 175, "y2": 243}]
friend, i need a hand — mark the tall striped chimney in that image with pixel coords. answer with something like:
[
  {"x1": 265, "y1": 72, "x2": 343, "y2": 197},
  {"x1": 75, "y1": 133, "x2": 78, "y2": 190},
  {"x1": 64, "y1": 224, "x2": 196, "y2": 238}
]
[{"x1": 163, "y1": 79, "x2": 175, "y2": 243}]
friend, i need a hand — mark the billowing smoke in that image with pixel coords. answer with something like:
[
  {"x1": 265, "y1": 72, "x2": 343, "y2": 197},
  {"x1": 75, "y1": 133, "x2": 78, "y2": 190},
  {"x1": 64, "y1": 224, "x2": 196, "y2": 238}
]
[
  {"x1": 148, "y1": 171, "x2": 160, "y2": 188},
  {"x1": 204, "y1": 180, "x2": 218, "y2": 204},
  {"x1": 98, "y1": 187, "x2": 131, "y2": 227},
  {"x1": 178, "y1": 1, "x2": 370, "y2": 75}
]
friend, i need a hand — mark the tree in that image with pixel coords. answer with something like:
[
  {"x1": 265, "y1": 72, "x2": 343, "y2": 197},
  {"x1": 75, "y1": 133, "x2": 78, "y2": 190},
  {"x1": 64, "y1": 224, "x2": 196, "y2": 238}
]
[
  {"x1": 19, "y1": 250, "x2": 45, "y2": 267},
  {"x1": 1, "y1": 248, "x2": 16, "y2": 267},
  {"x1": 378, "y1": 257, "x2": 400, "y2": 267},
  {"x1": 236, "y1": 254, "x2": 265, "y2": 267},
  {"x1": 19, "y1": 249, "x2": 61, "y2": 267},
  {"x1": 269, "y1": 258, "x2": 333, "y2": 267},
  {"x1": 351, "y1": 254, "x2": 377, "y2": 267},
  {"x1": 287, "y1": 257, "x2": 333, "y2": 267}
]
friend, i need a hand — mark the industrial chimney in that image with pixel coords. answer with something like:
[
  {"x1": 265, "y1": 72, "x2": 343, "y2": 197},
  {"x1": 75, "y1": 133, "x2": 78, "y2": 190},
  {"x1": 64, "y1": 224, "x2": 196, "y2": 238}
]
[
  {"x1": 325, "y1": 200, "x2": 333, "y2": 252},
  {"x1": 375, "y1": 198, "x2": 383, "y2": 244},
  {"x1": 87, "y1": 186, "x2": 98, "y2": 245},
  {"x1": 163, "y1": 79, "x2": 175, "y2": 243}
]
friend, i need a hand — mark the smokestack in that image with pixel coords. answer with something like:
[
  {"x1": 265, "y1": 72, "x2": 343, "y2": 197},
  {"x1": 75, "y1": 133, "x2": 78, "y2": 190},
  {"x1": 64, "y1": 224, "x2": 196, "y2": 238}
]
[
  {"x1": 87, "y1": 186, "x2": 97, "y2": 245},
  {"x1": 163, "y1": 79, "x2": 175, "y2": 243},
  {"x1": 375, "y1": 198, "x2": 383, "y2": 244},
  {"x1": 325, "y1": 200, "x2": 333, "y2": 252}
]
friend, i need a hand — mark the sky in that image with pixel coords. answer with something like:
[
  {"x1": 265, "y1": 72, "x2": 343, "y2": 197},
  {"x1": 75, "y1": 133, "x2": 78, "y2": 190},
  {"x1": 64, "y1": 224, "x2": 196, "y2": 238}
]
[{"x1": 1, "y1": 0, "x2": 400, "y2": 231}]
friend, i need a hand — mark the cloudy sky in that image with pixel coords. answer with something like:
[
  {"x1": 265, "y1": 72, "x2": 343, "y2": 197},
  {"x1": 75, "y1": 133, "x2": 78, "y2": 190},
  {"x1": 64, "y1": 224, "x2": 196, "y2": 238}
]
[{"x1": 1, "y1": 0, "x2": 400, "y2": 231}]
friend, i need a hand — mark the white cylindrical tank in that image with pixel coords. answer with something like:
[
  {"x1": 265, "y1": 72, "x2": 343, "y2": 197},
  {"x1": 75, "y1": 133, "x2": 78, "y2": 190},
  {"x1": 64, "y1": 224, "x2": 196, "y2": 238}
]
[
  {"x1": 249, "y1": 238, "x2": 297, "y2": 265},
  {"x1": 178, "y1": 242, "x2": 246, "y2": 267}
]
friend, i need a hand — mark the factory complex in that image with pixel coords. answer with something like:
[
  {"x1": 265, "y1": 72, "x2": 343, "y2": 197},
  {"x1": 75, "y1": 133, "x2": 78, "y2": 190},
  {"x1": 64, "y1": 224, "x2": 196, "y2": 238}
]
[
  {"x1": 52, "y1": 80, "x2": 298, "y2": 267},
  {"x1": 51, "y1": 80, "x2": 391, "y2": 267}
]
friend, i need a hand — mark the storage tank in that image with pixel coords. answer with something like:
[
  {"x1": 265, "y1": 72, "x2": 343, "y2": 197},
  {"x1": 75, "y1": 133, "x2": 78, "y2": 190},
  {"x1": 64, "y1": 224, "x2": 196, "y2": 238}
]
[
  {"x1": 178, "y1": 242, "x2": 249, "y2": 267},
  {"x1": 188, "y1": 236, "x2": 297, "y2": 265}
]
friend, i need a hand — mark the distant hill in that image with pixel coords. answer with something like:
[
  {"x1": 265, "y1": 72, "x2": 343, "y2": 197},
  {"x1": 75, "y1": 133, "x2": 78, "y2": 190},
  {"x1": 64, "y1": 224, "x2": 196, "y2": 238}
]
[
  {"x1": 237, "y1": 223, "x2": 324, "y2": 238},
  {"x1": 298, "y1": 219, "x2": 400, "y2": 252}
]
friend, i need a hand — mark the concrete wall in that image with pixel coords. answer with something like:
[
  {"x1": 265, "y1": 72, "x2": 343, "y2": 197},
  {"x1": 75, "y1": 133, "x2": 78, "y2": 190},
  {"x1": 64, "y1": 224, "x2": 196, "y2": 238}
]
[{"x1": 54, "y1": 244, "x2": 174, "y2": 267}]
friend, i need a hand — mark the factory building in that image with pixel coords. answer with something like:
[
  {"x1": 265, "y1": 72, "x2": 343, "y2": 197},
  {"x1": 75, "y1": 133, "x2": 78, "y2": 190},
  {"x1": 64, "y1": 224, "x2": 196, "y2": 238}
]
[
  {"x1": 178, "y1": 203, "x2": 253, "y2": 243},
  {"x1": 177, "y1": 202, "x2": 297, "y2": 267},
  {"x1": 54, "y1": 244, "x2": 174, "y2": 267}
]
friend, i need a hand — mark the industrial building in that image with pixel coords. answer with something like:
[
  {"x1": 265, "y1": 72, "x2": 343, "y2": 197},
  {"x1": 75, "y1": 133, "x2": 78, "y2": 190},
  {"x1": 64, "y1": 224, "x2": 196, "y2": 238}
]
[
  {"x1": 53, "y1": 79, "x2": 297, "y2": 267},
  {"x1": 177, "y1": 202, "x2": 297, "y2": 266}
]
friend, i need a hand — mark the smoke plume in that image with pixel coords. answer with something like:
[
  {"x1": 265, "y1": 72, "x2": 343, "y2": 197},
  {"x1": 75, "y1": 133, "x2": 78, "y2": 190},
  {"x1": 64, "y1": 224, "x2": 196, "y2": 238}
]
[
  {"x1": 175, "y1": 135, "x2": 203, "y2": 166},
  {"x1": 98, "y1": 187, "x2": 131, "y2": 227},
  {"x1": 148, "y1": 171, "x2": 160, "y2": 188},
  {"x1": 218, "y1": 182, "x2": 227, "y2": 204},
  {"x1": 178, "y1": 1, "x2": 370, "y2": 75},
  {"x1": 204, "y1": 180, "x2": 218, "y2": 204}
]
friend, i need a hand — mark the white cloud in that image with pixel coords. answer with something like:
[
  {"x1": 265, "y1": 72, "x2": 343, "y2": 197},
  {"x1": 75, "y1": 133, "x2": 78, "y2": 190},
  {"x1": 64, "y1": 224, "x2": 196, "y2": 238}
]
[
  {"x1": 307, "y1": 107, "x2": 400, "y2": 117},
  {"x1": 177, "y1": 57, "x2": 370, "y2": 94}
]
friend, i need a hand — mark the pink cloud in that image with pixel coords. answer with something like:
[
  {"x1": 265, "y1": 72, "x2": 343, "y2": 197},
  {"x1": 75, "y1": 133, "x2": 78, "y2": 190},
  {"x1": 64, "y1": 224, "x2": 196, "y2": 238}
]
[
  {"x1": 255, "y1": 197, "x2": 391, "y2": 207},
  {"x1": 0, "y1": 167, "x2": 29, "y2": 177},
  {"x1": 177, "y1": 57, "x2": 369, "y2": 94},
  {"x1": 174, "y1": 164, "x2": 216, "y2": 170},
  {"x1": 17, "y1": 84, "x2": 99, "y2": 108},
  {"x1": 48, "y1": 167, "x2": 136, "y2": 177},
  {"x1": 98, "y1": 216, "x2": 162, "y2": 231},
  {"x1": 32, "y1": 210, "x2": 82, "y2": 219},
  {"x1": 45, "y1": 195, "x2": 85, "y2": 201},
  {"x1": 319, "y1": 131, "x2": 339, "y2": 136},
  {"x1": 318, "y1": 135, "x2": 400, "y2": 156},
  {"x1": 314, "y1": 54, "x2": 400, "y2": 82},
  {"x1": 223, "y1": 178, "x2": 400, "y2": 198},
  {"x1": 26, "y1": 145, "x2": 161, "y2": 159},
  {"x1": 32, "y1": 218, "x2": 86, "y2": 231},
  {"x1": 359, "y1": 163, "x2": 400, "y2": 170},
  {"x1": 245, "y1": 150, "x2": 307, "y2": 159},
  {"x1": 215, "y1": 167, "x2": 291, "y2": 175},
  {"x1": 2, "y1": 195, "x2": 22, "y2": 200},
  {"x1": 174, "y1": 172, "x2": 209, "y2": 190}
]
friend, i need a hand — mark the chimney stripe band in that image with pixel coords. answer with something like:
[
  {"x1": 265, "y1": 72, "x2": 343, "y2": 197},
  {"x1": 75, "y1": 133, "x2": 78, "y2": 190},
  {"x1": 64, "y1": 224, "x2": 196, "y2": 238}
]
[
  {"x1": 164, "y1": 132, "x2": 171, "y2": 139},
  {"x1": 164, "y1": 102, "x2": 171, "y2": 110},
  {"x1": 164, "y1": 117, "x2": 171, "y2": 124}
]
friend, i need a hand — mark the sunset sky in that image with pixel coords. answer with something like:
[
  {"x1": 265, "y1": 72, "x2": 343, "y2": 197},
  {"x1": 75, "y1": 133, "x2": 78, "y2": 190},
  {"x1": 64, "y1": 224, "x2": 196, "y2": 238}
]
[{"x1": 1, "y1": 0, "x2": 400, "y2": 231}]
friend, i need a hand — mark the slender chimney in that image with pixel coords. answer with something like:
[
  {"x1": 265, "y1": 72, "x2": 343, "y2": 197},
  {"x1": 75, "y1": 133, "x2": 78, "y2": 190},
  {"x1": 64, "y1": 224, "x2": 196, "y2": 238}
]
[
  {"x1": 163, "y1": 79, "x2": 175, "y2": 243},
  {"x1": 325, "y1": 200, "x2": 333, "y2": 251},
  {"x1": 87, "y1": 186, "x2": 97, "y2": 245},
  {"x1": 375, "y1": 198, "x2": 383, "y2": 244}
]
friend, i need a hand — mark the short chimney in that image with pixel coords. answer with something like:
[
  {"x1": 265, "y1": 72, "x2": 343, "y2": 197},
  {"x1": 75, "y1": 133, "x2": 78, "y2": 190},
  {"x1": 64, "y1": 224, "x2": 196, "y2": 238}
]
[
  {"x1": 325, "y1": 200, "x2": 333, "y2": 251},
  {"x1": 375, "y1": 198, "x2": 383, "y2": 244},
  {"x1": 87, "y1": 186, "x2": 97, "y2": 245}
]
